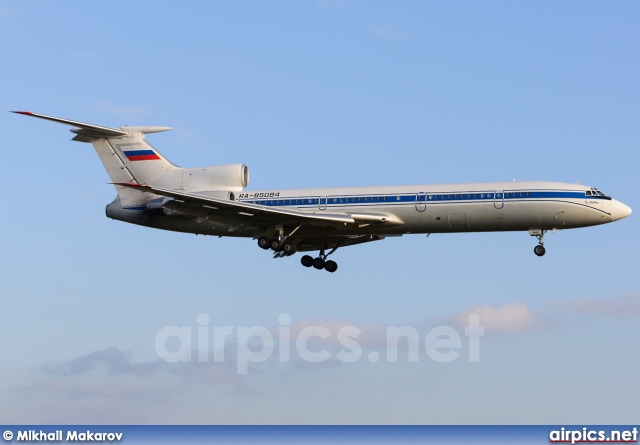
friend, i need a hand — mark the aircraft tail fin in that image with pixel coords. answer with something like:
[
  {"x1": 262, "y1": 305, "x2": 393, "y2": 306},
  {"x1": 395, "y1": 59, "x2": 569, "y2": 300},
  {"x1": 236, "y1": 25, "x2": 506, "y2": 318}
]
[{"x1": 12, "y1": 111, "x2": 178, "y2": 202}]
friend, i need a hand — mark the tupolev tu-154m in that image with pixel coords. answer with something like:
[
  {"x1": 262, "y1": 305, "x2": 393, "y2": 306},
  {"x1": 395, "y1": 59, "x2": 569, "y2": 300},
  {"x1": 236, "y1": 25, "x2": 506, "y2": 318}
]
[{"x1": 14, "y1": 111, "x2": 632, "y2": 273}]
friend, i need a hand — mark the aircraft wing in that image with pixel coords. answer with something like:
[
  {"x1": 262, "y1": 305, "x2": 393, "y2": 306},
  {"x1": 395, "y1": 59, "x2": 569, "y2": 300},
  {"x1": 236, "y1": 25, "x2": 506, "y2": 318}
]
[
  {"x1": 114, "y1": 182, "x2": 371, "y2": 226},
  {"x1": 114, "y1": 183, "x2": 396, "y2": 255}
]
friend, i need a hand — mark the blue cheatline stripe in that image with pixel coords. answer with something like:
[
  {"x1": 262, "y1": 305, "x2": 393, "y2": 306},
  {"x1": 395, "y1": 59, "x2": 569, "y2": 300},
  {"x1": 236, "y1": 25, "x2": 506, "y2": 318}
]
[{"x1": 239, "y1": 190, "x2": 608, "y2": 207}]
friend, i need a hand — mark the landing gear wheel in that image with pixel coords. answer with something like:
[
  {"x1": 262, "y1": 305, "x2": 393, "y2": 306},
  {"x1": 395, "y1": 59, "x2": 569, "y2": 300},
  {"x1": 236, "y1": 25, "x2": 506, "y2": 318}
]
[
  {"x1": 534, "y1": 245, "x2": 546, "y2": 257},
  {"x1": 324, "y1": 260, "x2": 338, "y2": 273},
  {"x1": 301, "y1": 255, "x2": 314, "y2": 267},
  {"x1": 283, "y1": 242, "x2": 297, "y2": 256},
  {"x1": 312, "y1": 257, "x2": 326, "y2": 270},
  {"x1": 258, "y1": 236, "x2": 271, "y2": 250},
  {"x1": 270, "y1": 239, "x2": 283, "y2": 252}
]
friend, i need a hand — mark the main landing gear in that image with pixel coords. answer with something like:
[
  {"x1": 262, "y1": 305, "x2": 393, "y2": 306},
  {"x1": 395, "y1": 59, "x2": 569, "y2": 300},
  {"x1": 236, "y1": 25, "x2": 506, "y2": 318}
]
[
  {"x1": 300, "y1": 249, "x2": 338, "y2": 273},
  {"x1": 530, "y1": 229, "x2": 547, "y2": 257},
  {"x1": 257, "y1": 236, "x2": 298, "y2": 256},
  {"x1": 258, "y1": 235, "x2": 339, "y2": 272}
]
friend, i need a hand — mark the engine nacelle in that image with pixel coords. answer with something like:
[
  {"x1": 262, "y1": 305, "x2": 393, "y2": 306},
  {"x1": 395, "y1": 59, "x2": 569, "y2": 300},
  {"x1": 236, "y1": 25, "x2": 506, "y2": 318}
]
[{"x1": 182, "y1": 164, "x2": 249, "y2": 191}]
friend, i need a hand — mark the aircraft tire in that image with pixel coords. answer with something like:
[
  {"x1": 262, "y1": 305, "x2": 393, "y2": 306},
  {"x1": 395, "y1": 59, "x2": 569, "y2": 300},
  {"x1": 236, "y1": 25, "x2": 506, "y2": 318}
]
[
  {"x1": 270, "y1": 239, "x2": 283, "y2": 251},
  {"x1": 324, "y1": 260, "x2": 338, "y2": 273},
  {"x1": 534, "y1": 245, "x2": 546, "y2": 257},
  {"x1": 301, "y1": 255, "x2": 314, "y2": 267},
  {"x1": 258, "y1": 236, "x2": 271, "y2": 250},
  {"x1": 283, "y1": 242, "x2": 297, "y2": 255},
  {"x1": 312, "y1": 257, "x2": 326, "y2": 270}
]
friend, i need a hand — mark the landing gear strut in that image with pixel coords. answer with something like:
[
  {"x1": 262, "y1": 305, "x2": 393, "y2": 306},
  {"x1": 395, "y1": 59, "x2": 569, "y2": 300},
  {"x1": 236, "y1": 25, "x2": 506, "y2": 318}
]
[
  {"x1": 530, "y1": 229, "x2": 547, "y2": 257},
  {"x1": 300, "y1": 248, "x2": 339, "y2": 273}
]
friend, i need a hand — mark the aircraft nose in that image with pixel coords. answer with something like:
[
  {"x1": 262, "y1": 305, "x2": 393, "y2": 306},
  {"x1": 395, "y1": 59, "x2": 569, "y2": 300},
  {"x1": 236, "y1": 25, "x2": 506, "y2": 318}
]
[{"x1": 610, "y1": 199, "x2": 632, "y2": 221}]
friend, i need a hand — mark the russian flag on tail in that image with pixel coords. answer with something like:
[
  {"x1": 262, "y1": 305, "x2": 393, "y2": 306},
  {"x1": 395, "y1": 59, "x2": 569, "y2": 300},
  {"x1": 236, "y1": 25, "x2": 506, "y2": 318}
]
[{"x1": 123, "y1": 149, "x2": 161, "y2": 161}]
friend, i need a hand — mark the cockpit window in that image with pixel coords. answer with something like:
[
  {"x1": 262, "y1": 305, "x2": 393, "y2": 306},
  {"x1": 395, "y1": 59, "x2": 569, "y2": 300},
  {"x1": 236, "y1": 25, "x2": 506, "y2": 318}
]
[{"x1": 589, "y1": 188, "x2": 607, "y2": 197}]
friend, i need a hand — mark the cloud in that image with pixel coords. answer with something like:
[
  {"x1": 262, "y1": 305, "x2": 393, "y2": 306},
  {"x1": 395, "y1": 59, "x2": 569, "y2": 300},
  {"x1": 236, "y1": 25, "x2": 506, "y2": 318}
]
[
  {"x1": 8, "y1": 347, "x2": 259, "y2": 423},
  {"x1": 373, "y1": 26, "x2": 408, "y2": 42},
  {"x1": 451, "y1": 302, "x2": 542, "y2": 334},
  {"x1": 553, "y1": 293, "x2": 640, "y2": 318},
  {"x1": 42, "y1": 347, "x2": 155, "y2": 377}
]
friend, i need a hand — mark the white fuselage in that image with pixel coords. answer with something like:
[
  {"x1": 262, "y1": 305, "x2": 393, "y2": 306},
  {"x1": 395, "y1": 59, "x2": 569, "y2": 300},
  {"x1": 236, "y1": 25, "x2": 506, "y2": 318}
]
[{"x1": 109, "y1": 180, "x2": 630, "y2": 238}]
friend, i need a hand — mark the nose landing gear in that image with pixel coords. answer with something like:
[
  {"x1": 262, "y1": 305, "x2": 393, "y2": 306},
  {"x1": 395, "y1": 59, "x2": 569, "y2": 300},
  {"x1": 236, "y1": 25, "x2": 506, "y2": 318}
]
[{"x1": 530, "y1": 229, "x2": 548, "y2": 257}]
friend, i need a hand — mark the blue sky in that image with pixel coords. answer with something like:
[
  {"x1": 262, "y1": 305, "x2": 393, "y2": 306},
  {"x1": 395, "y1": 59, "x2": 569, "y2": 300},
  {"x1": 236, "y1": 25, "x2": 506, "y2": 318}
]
[{"x1": 1, "y1": 1, "x2": 638, "y2": 424}]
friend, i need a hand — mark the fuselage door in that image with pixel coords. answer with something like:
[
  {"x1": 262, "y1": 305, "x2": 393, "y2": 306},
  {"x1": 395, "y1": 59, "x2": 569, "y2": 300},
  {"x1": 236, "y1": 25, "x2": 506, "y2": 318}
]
[
  {"x1": 319, "y1": 196, "x2": 327, "y2": 210},
  {"x1": 415, "y1": 192, "x2": 427, "y2": 212},
  {"x1": 494, "y1": 191, "x2": 504, "y2": 209}
]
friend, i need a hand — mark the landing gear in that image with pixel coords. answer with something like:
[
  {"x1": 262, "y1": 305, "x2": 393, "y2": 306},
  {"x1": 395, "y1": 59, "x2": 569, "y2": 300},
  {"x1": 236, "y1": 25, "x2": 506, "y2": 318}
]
[
  {"x1": 259, "y1": 229, "x2": 339, "y2": 272},
  {"x1": 530, "y1": 229, "x2": 548, "y2": 257},
  {"x1": 300, "y1": 248, "x2": 339, "y2": 273},
  {"x1": 257, "y1": 225, "x2": 303, "y2": 256}
]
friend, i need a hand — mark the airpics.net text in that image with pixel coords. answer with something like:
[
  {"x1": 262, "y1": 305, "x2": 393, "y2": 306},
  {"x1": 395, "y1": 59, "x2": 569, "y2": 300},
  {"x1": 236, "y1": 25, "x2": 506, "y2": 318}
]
[{"x1": 155, "y1": 314, "x2": 485, "y2": 374}]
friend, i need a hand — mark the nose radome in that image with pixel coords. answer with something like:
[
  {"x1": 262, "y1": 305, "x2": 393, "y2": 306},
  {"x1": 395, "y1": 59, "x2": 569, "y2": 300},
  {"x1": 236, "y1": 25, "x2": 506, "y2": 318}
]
[{"x1": 611, "y1": 199, "x2": 632, "y2": 221}]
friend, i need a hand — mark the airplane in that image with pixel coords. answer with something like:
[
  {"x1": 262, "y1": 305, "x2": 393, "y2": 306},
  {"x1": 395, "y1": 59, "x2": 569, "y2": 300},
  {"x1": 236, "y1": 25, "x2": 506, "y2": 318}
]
[{"x1": 13, "y1": 111, "x2": 632, "y2": 273}]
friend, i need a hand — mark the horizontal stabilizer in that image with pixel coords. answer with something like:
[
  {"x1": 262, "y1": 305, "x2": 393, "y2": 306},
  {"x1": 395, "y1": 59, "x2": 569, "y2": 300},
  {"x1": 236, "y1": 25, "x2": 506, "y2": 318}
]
[{"x1": 11, "y1": 111, "x2": 127, "y2": 137}]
